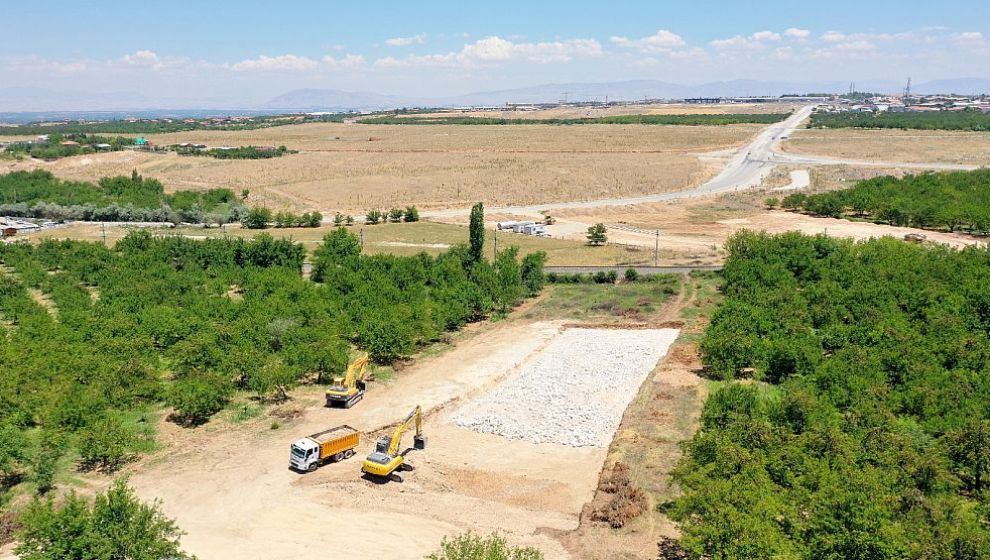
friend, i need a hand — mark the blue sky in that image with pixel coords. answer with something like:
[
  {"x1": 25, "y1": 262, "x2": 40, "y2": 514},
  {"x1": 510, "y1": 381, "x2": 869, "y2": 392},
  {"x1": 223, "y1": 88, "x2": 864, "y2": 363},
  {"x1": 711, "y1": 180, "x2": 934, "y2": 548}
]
[{"x1": 3, "y1": 0, "x2": 989, "y2": 106}]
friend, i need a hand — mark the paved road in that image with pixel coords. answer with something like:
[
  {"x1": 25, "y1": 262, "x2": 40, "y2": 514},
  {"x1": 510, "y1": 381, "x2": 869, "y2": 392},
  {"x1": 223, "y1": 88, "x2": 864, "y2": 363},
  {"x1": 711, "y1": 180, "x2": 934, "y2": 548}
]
[
  {"x1": 769, "y1": 151, "x2": 980, "y2": 171},
  {"x1": 421, "y1": 106, "x2": 816, "y2": 219},
  {"x1": 546, "y1": 265, "x2": 721, "y2": 276}
]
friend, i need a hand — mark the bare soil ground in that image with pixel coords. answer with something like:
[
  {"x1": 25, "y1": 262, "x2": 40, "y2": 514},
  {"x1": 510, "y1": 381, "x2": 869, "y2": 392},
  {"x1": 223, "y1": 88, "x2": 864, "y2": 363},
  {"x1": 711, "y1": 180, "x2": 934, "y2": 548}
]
[
  {"x1": 4, "y1": 123, "x2": 761, "y2": 212},
  {"x1": 781, "y1": 128, "x2": 990, "y2": 166},
  {"x1": 69, "y1": 282, "x2": 691, "y2": 560}
]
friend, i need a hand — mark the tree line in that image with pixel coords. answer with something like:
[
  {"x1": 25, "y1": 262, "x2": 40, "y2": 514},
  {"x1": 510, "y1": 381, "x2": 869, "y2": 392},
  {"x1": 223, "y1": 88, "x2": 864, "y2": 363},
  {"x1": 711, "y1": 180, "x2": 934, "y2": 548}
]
[
  {"x1": 359, "y1": 113, "x2": 790, "y2": 126},
  {"x1": 0, "y1": 113, "x2": 358, "y2": 136},
  {"x1": 0, "y1": 169, "x2": 246, "y2": 224},
  {"x1": 3, "y1": 134, "x2": 133, "y2": 161},
  {"x1": 782, "y1": 169, "x2": 990, "y2": 233},
  {"x1": 809, "y1": 109, "x2": 990, "y2": 131},
  {"x1": 670, "y1": 231, "x2": 990, "y2": 558},
  {"x1": 0, "y1": 212, "x2": 542, "y2": 485},
  {"x1": 173, "y1": 145, "x2": 292, "y2": 159}
]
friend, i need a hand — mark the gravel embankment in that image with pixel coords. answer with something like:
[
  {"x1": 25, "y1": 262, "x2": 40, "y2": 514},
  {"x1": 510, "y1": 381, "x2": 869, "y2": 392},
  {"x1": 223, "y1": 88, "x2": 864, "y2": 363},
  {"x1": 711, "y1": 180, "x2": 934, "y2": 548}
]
[{"x1": 452, "y1": 327, "x2": 680, "y2": 447}]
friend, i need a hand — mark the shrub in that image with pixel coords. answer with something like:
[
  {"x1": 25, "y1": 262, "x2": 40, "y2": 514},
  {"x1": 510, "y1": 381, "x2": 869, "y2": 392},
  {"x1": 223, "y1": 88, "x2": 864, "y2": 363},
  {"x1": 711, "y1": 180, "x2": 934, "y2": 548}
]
[
  {"x1": 366, "y1": 209, "x2": 383, "y2": 225},
  {"x1": 403, "y1": 205, "x2": 420, "y2": 222},
  {"x1": 586, "y1": 223, "x2": 607, "y2": 245},
  {"x1": 624, "y1": 268, "x2": 639, "y2": 282},
  {"x1": 76, "y1": 415, "x2": 135, "y2": 472},
  {"x1": 428, "y1": 532, "x2": 543, "y2": 560},
  {"x1": 388, "y1": 208, "x2": 404, "y2": 223},
  {"x1": 167, "y1": 373, "x2": 232, "y2": 427},
  {"x1": 242, "y1": 207, "x2": 272, "y2": 229},
  {"x1": 16, "y1": 479, "x2": 192, "y2": 560}
]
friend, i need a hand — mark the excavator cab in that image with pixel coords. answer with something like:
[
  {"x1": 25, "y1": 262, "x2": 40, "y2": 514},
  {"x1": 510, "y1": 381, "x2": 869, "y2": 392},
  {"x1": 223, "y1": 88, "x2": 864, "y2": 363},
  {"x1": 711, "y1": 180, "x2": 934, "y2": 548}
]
[
  {"x1": 326, "y1": 354, "x2": 369, "y2": 408},
  {"x1": 361, "y1": 405, "x2": 426, "y2": 480}
]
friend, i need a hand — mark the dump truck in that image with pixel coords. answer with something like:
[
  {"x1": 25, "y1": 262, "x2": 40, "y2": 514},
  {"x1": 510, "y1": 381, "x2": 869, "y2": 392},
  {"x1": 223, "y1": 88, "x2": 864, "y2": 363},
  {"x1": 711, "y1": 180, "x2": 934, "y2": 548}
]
[
  {"x1": 361, "y1": 405, "x2": 426, "y2": 482},
  {"x1": 289, "y1": 425, "x2": 360, "y2": 472},
  {"x1": 326, "y1": 353, "x2": 368, "y2": 408}
]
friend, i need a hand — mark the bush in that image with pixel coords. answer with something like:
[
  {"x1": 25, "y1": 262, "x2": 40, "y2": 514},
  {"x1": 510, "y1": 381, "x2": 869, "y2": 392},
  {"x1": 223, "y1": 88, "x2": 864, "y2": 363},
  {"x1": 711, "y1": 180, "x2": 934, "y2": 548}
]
[
  {"x1": 586, "y1": 223, "x2": 607, "y2": 245},
  {"x1": 76, "y1": 415, "x2": 135, "y2": 472},
  {"x1": 243, "y1": 207, "x2": 272, "y2": 229},
  {"x1": 428, "y1": 532, "x2": 543, "y2": 560},
  {"x1": 388, "y1": 208, "x2": 404, "y2": 223},
  {"x1": 624, "y1": 268, "x2": 639, "y2": 282},
  {"x1": 366, "y1": 209, "x2": 383, "y2": 225},
  {"x1": 16, "y1": 479, "x2": 192, "y2": 560},
  {"x1": 765, "y1": 196, "x2": 780, "y2": 209},
  {"x1": 167, "y1": 373, "x2": 232, "y2": 426},
  {"x1": 404, "y1": 205, "x2": 420, "y2": 222}
]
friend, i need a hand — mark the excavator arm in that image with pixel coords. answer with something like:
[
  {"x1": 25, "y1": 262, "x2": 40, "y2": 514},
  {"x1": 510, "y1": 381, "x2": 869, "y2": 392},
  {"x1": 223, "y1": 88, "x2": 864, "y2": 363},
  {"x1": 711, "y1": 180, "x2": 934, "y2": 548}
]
[
  {"x1": 386, "y1": 405, "x2": 423, "y2": 456},
  {"x1": 334, "y1": 353, "x2": 368, "y2": 389}
]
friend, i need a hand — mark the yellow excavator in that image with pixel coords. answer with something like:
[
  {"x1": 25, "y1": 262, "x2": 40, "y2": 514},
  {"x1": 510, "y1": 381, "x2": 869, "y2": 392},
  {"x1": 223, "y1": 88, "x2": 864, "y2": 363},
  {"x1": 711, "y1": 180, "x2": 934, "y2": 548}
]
[
  {"x1": 325, "y1": 353, "x2": 369, "y2": 408},
  {"x1": 361, "y1": 405, "x2": 427, "y2": 481}
]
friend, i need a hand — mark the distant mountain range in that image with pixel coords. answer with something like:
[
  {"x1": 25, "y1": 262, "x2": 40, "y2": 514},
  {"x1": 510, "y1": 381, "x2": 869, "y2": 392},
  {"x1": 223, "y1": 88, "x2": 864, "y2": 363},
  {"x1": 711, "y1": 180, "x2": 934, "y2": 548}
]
[{"x1": 2, "y1": 78, "x2": 989, "y2": 117}]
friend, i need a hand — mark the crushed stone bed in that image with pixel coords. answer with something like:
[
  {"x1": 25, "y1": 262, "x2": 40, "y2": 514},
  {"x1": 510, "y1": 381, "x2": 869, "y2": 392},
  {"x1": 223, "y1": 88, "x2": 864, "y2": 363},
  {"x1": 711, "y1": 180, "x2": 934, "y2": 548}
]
[{"x1": 451, "y1": 327, "x2": 680, "y2": 447}]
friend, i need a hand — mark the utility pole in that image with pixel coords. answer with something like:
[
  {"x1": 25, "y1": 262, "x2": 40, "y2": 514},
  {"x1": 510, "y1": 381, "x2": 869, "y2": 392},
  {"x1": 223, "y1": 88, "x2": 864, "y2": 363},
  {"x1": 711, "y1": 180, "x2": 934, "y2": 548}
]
[
  {"x1": 101, "y1": 222, "x2": 107, "y2": 245},
  {"x1": 359, "y1": 228, "x2": 364, "y2": 249},
  {"x1": 654, "y1": 230, "x2": 660, "y2": 267},
  {"x1": 493, "y1": 227, "x2": 498, "y2": 259}
]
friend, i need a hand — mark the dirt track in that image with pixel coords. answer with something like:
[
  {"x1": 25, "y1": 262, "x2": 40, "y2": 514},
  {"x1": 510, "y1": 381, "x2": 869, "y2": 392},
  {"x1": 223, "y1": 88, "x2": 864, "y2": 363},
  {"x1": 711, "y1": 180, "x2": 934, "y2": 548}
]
[{"x1": 122, "y1": 313, "x2": 679, "y2": 560}]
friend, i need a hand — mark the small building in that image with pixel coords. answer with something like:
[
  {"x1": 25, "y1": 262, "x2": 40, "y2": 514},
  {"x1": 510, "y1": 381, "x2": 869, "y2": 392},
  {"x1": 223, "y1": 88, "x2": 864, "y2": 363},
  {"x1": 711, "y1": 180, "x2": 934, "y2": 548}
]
[
  {"x1": 2, "y1": 228, "x2": 16, "y2": 238},
  {"x1": 134, "y1": 137, "x2": 148, "y2": 146},
  {"x1": 522, "y1": 223, "x2": 546, "y2": 236},
  {"x1": 94, "y1": 143, "x2": 112, "y2": 150},
  {"x1": 511, "y1": 222, "x2": 535, "y2": 233},
  {"x1": 497, "y1": 221, "x2": 521, "y2": 230}
]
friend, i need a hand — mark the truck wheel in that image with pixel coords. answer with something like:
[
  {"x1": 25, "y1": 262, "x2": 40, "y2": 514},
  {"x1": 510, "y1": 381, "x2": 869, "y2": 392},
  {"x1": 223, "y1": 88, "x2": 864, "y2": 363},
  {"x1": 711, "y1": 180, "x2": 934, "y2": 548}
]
[
  {"x1": 307, "y1": 462, "x2": 317, "y2": 472},
  {"x1": 333, "y1": 452, "x2": 343, "y2": 462},
  {"x1": 345, "y1": 450, "x2": 354, "y2": 459}
]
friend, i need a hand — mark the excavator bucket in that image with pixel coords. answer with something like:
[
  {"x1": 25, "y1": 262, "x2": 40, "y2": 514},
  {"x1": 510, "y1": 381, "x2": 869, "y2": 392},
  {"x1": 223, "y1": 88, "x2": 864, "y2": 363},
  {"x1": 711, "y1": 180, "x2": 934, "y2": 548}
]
[{"x1": 413, "y1": 435, "x2": 427, "y2": 450}]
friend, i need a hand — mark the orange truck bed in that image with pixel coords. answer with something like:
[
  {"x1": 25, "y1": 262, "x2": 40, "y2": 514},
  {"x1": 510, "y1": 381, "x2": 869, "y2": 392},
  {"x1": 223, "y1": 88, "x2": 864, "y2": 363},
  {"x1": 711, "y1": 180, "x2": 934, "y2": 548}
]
[{"x1": 309, "y1": 425, "x2": 360, "y2": 460}]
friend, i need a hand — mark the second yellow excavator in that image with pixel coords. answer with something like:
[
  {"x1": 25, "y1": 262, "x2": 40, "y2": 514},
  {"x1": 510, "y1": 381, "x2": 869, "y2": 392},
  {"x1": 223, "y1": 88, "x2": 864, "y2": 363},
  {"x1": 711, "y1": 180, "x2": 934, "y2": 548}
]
[
  {"x1": 325, "y1": 353, "x2": 369, "y2": 408},
  {"x1": 361, "y1": 405, "x2": 427, "y2": 481}
]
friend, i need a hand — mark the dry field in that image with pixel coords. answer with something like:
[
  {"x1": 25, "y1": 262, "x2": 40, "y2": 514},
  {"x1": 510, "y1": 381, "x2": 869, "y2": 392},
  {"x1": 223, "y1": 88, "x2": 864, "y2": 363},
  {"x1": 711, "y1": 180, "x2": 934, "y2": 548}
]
[
  {"x1": 392, "y1": 102, "x2": 800, "y2": 120},
  {"x1": 782, "y1": 128, "x2": 990, "y2": 166},
  {"x1": 4, "y1": 123, "x2": 763, "y2": 212}
]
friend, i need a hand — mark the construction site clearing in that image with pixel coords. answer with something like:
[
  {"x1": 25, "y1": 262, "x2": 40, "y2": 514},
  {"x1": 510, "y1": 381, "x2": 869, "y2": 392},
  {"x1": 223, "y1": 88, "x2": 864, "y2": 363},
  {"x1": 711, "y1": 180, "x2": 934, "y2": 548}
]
[{"x1": 101, "y1": 312, "x2": 685, "y2": 560}]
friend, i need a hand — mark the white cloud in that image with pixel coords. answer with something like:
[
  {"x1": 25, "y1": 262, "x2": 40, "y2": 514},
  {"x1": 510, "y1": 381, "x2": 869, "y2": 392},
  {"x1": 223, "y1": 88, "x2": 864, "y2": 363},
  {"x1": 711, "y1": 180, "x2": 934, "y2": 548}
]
[
  {"x1": 752, "y1": 31, "x2": 781, "y2": 42},
  {"x1": 377, "y1": 35, "x2": 602, "y2": 68},
  {"x1": 6, "y1": 55, "x2": 86, "y2": 74},
  {"x1": 953, "y1": 31, "x2": 987, "y2": 48},
  {"x1": 232, "y1": 54, "x2": 318, "y2": 71},
  {"x1": 609, "y1": 30, "x2": 686, "y2": 53},
  {"x1": 385, "y1": 33, "x2": 427, "y2": 47},
  {"x1": 784, "y1": 28, "x2": 811, "y2": 39},
  {"x1": 821, "y1": 31, "x2": 847, "y2": 42},
  {"x1": 321, "y1": 54, "x2": 365, "y2": 69}
]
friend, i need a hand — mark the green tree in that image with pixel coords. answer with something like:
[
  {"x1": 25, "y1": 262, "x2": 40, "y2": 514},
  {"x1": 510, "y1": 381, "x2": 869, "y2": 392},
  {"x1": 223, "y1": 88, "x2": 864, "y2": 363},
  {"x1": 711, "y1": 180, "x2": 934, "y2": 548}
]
[
  {"x1": 240, "y1": 188, "x2": 250, "y2": 200},
  {"x1": 388, "y1": 207, "x2": 404, "y2": 223},
  {"x1": 404, "y1": 205, "x2": 420, "y2": 222},
  {"x1": 428, "y1": 532, "x2": 543, "y2": 560},
  {"x1": 946, "y1": 419, "x2": 990, "y2": 493},
  {"x1": 765, "y1": 196, "x2": 780, "y2": 209},
  {"x1": 366, "y1": 209, "x2": 383, "y2": 225},
  {"x1": 469, "y1": 202, "x2": 485, "y2": 262},
  {"x1": 31, "y1": 430, "x2": 65, "y2": 495},
  {"x1": 16, "y1": 479, "x2": 192, "y2": 560},
  {"x1": 243, "y1": 207, "x2": 272, "y2": 229},
  {"x1": 520, "y1": 251, "x2": 547, "y2": 296},
  {"x1": 167, "y1": 373, "x2": 233, "y2": 427},
  {"x1": 306, "y1": 211, "x2": 322, "y2": 227},
  {"x1": 333, "y1": 212, "x2": 345, "y2": 227},
  {"x1": 76, "y1": 415, "x2": 135, "y2": 472},
  {"x1": 586, "y1": 223, "x2": 607, "y2": 246},
  {"x1": 0, "y1": 423, "x2": 28, "y2": 479}
]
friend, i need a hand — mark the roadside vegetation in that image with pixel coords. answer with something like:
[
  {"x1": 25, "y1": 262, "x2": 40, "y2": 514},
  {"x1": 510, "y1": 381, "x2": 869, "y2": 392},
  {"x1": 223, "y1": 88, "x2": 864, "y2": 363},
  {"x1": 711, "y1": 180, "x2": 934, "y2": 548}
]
[
  {"x1": 670, "y1": 231, "x2": 990, "y2": 558},
  {"x1": 361, "y1": 113, "x2": 790, "y2": 126},
  {"x1": 809, "y1": 109, "x2": 990, "y2": 131},
  {"x1": 2, "y1": 134, "x2": 132, "y2": 160},
  {"x1": 0, "y1": 216, "x2": 541, "y2": 489},
  {"x1": 782, "y1": 169, "x2": 990, "y2": 232},
  {"x1": 173, "y1": 144, "x2": 293, "y2": 159},
  {"x1": 0, "y1": 169, "x2": 245, "y2": 224},
  {"x1": 428, "y1": 532, "x2": 543, "y2": 560}
]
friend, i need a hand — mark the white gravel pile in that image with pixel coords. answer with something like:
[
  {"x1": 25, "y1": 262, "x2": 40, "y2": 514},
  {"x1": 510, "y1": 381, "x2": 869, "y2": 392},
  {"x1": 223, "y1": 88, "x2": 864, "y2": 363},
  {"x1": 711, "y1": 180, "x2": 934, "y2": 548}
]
[{"x1": 452, "y1": 328, "x2": 679, "y2": 447}]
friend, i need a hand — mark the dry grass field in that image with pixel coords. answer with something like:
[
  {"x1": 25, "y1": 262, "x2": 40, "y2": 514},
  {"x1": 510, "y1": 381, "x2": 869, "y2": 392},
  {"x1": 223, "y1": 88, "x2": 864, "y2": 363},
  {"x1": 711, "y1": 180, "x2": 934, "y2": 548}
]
[
  {"x1": 4, "y1": 122, "x2": 763, "y2": 212},
  {"x1": 782, "y1": 128, "x2": 990, "y2": 166}
]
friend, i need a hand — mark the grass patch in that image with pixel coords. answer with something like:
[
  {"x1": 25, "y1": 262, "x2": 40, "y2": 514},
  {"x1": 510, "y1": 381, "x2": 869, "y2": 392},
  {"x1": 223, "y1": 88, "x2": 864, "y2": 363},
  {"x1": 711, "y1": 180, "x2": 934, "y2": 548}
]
[{"x1": 523, "y1": 275, "x2": 681, "y2": 321}]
